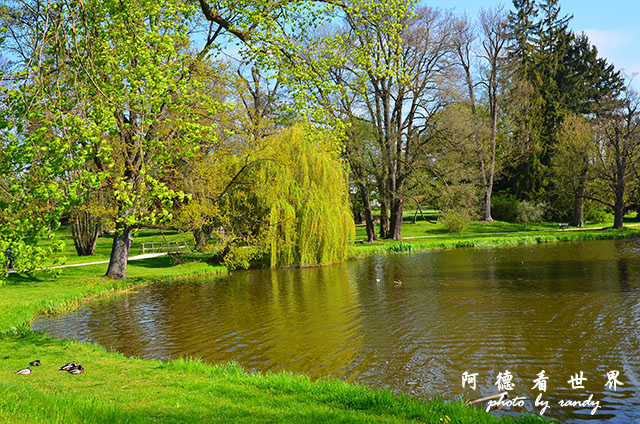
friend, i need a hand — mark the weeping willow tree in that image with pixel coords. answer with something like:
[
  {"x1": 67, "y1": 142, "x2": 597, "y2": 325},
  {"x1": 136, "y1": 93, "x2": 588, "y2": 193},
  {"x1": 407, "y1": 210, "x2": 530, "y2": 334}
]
[{"x1": 260, "y1": 125, "x2": 354, "y2": 268}]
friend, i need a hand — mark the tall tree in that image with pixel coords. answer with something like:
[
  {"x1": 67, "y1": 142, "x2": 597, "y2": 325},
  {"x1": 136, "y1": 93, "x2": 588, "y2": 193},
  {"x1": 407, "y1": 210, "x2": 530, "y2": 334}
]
[
  {"x1": 479, "y1": 7, "x2": 509, "y2": 221},
  {"x1": 29, "y1": 0, "x2": 218, "y2": 279},
  {"x1": 551, "y1": 114, "x2": 594, "y2": 226},
  {"x1": 590, "y1": 91, "x2": 640, "y2": 228}
]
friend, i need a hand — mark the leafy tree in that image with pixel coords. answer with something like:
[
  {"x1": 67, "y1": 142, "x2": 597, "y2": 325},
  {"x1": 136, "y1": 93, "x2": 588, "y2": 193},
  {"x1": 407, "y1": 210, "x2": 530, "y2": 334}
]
[
  {"x1": 590, "y1": 91, "x2": 640, "y2": 228},
  {"x1": 0, "y1": 7, "x2": 80, "y2": 278},
  {"x1": 550, "y1": 114, "x2": 594, "y2": 225},
  {"x1": 250, "y1": 125, "x2": 354, "y2": 267},
  {"x1": 478, "y1": 7, "x2": 509, "y2": 221},
  {"x1": 28, "y1": 0, "x2": 219, "y2": 279},
  {"x1": 288, "y1": 4, "x2": 455, "y2": 240}
]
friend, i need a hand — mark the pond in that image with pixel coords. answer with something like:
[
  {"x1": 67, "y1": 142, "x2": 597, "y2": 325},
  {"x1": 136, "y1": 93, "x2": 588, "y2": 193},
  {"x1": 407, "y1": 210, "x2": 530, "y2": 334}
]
[{"x1": 32, "y1": 238, "x2": 640, "y2": 423}]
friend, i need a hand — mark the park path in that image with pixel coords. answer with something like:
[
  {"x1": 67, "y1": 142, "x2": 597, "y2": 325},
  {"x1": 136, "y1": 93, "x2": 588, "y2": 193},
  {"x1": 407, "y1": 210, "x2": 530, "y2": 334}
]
[
  {"x1": 49, "y1": 252, "x2": 169, "y2": 269},
  {"x1": 5, "y1": 252, "x2": 168, "y2": 273}
]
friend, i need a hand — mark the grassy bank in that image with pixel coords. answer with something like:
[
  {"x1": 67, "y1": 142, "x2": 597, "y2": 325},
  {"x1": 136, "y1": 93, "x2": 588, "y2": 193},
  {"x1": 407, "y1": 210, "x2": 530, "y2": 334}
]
[
  {"x1": 0, "y1": 253, "x2": 551, "y2": 423},
  {"x1": 351, "y1": 227, "x2": 640, "y2": 257},
  {"x1": 354, "y1": 210, "x2": 639, "y2": 241}
]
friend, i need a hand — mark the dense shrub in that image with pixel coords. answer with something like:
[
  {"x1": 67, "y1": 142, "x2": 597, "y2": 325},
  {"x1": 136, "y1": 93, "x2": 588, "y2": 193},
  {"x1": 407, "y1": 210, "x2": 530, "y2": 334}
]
[
  {"x1": 584, "y1": 208, "x2": 613, "y2": 224},
  {"x1": 491, "y1": 194, "x2": 520, "y2": 222},
  {"x1": 516, "y1": 200, "x2": 545, "y2": 227},
  {"x1": 440, "y1": 211, "x2": 470, "y2": 233}
]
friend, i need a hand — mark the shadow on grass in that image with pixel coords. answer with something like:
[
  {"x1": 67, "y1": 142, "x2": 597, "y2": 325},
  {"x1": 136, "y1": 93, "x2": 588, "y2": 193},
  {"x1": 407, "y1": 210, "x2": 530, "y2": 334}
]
[{"x1": 129, "y1": 255, "x2": 210, "y2": 269}]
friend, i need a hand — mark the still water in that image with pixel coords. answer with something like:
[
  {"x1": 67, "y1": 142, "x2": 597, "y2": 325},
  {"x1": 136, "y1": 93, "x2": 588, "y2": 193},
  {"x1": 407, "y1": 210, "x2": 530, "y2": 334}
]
[{"x1": 33, "y1": 239, "x2": 640, "y2": 423}]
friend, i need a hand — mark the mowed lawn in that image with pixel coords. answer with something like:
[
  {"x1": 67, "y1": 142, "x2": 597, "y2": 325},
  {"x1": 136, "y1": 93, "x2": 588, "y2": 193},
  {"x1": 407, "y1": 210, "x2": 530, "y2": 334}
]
[{"x1": 354, "y1": 209, "x2": 639, "y2": 240}]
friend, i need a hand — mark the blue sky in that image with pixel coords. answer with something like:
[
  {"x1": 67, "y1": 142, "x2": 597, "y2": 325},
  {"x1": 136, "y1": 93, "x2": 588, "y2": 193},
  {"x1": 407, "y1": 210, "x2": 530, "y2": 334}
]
[{"x1": 425, "y1": 0, "x2": 640, "y2": 91}]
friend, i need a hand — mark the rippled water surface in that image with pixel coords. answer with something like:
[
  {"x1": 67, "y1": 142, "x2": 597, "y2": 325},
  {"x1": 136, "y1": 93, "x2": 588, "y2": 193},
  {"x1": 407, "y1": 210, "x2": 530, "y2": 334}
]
[{"x1": 33, "y1": 238, "x2": 640, "y2": 423}]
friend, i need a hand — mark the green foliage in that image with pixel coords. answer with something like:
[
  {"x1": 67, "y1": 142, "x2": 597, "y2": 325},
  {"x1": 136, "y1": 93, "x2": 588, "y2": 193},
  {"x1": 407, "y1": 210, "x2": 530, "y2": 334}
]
[
  {"x1": 440, "y1": 211, "x2": 470, "y2": 233},
  {"x1": 585, "y1": 207, "x2": 613, "y2": 225},
  {"x1": 259, "y1": 125, "x2": 355, "y2": 268},
  {"x1": 491, "y1": 194, "x2": 520, "y2": 222},
  {"x1": 388, "y1": 243, "x2": 414, "y2": 252},
  {"x1": 516, "y1": 200, "x2": 546, "y2": 227},
  {"x1": 0, "y1": 37, "x2": 76, "y2": 280}
]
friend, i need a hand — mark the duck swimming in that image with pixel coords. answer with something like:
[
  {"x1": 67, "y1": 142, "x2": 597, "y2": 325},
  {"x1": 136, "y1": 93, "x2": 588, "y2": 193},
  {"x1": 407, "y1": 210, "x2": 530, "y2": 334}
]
[
  {"x1": 14, "y1": 367, "x2": 31, "y2": 375},
  {"x1": 59, "y1": 362, "x2": 77, "y2": 371},
  {"x1": 29, "y1": 360, "x2": 41, "y2": 366},
  {"x1": 67, "y1": 365, "x2": 84, "y2": 375}
]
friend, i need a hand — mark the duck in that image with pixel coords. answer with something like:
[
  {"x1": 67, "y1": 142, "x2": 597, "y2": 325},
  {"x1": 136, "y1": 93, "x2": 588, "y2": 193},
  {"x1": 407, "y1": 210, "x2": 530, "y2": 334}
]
[
  {"x1": 29, "y1": 360, "x2": 41, "y2": 366},
  {"x1": 14, "y1": 367, "x2": 31, "y2": 375},
  {"x1": 67, "y1": 365, "x2": 84, "y2": 375},
  {"x1": 59, "y1": 361, "x2": 78, "y2": 371}
]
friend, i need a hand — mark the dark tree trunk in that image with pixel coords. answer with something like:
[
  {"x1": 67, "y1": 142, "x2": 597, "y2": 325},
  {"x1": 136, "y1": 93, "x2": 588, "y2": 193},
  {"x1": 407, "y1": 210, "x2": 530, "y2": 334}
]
[
  {"x1": 613, "y1": 183, "x2": 625, "y2": 229},
  {"x1": 379, "y1": 198, "x2": 389, "y2": 239},
  {"x1": 389, "y1": 198, "x2": 403, "y2": 240},
  {"x1": 571, "y1": 168, "x2": 588, "y2": 226},
  {"x1": 193, "y1": 225, "x2": 213, "y2": 250},
  {"x1": 106, "y1": 224, "x2": 132, "y2": 279},
  {"x1": 613, "y1": 129, "x2": 626, "y2": 230},
  {"x1": 358, "y1": 183, "x2": 377, "y2": 242},
  {"x1": 571, "y1": 190, "x2": 585, "y2": 227},
  {"x1": 353, "y1": 210, "x2": 363, "y2": 225},
  {"x1": 70, "y1": 209, "x2": 100, "y2": 256}
]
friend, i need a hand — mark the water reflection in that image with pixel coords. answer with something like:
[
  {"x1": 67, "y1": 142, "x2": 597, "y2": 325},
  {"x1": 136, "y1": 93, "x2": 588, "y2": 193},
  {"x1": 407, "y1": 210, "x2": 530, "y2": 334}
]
[{"x1": 33, "y1": 238, "x2": 640, "y2": 423}]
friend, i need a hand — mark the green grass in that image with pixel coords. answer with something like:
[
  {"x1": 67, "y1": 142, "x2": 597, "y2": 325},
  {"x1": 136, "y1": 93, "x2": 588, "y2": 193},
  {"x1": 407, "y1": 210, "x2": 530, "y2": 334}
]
[
  {"x1": 355, "y1": 209, "x2": 639, "y2": 241},
  {"x1": 42, "y1": 226, "x2": 196, "y2": 265},
  {"x1": 352, "y1": 227, "x2": 640, "y2": 257},
  {"x1": 0, "y1": 250, "x2": 552, "y2": 423}
]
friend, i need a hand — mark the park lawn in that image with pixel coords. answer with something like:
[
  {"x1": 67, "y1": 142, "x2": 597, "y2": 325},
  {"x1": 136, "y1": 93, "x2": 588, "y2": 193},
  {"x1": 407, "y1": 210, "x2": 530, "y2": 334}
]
[
  {"x1": 41, "y1": 227, "x2": 196, "y2": 266},
  {"x1": 0, "y1": 255, "x2": 552, "y2": 423},
  {"x1": 351, "y1": 227, "x2": 640, "y2": 256},
  {"x1": 354, "y1": 210, "x2": 639, "y2": 240}
]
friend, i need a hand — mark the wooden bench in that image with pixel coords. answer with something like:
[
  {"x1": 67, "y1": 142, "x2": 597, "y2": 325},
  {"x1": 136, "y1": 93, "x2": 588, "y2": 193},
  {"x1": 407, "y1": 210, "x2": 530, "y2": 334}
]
[
  {"x1": 558, "y1": 223, "x2": 569, "y2": 229},
  {"x1": 141, "y1": 241, "x2": 192, "y2": 254}
]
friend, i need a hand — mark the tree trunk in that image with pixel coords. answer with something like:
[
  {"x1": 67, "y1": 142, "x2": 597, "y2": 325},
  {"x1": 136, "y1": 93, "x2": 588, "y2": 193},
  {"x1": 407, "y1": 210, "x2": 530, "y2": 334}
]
[
  {"x1": 483, "y1": 79, "x2": 499, "y2": 222},
  {"x1": 613, "y1": 184, "x2": 625, "y2": 229},
  {"x1": 483, "y1": 187, "x2": 493, "y2": 222},
  {"x1": 193, "y1": 225, "x2": 213, "y2": 250},
  {"x1": 379, "y1": 198, "x2": 389, "y2": 239},
  {"x1": 106, "y1": 225, "x2": 132, "y2": 279},
  {"x1": 613, "y1": 129, "x2": 626, "y2": 230},
  {"x1": 358, "y1": 183, "x2": 377, "y2": 242},
  {"x1": 70, "y1": 208, "x2": 100, "y2": 256},
  {"x1": 389, "y1": 198, "x2": 403, "y2": 240},
  {"x1": 571, "y1": 168, "x2": 588, "y2": 226},
  {"x1": 571, "y1": 190, "x2": 585, "y2": 227}
]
